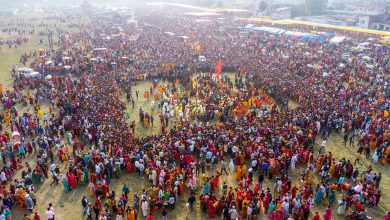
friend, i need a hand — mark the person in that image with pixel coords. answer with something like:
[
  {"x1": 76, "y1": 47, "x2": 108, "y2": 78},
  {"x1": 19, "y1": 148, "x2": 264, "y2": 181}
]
[
  {"x1": 188, "y1": 194, "x2": 195, "y2": 212},
  {"x1": 220, "y1": 158, "x2": 228, "y2": 175},
  {"x1": 141, "y1": 199, "x2": 148, "y2": 218},
  {"x1": 258, "y1": 172, "x2": 264, "y2": 188},
  {"x1": 94, "y1": 202, "x2": 101, "y2": 220},
  {"x1": 365, "y1": 147, "x2": 371, "y2": 160},
  {"x1": 25, "y1": 194, "x2": 34, "y2": 212},
  {"x1": 323, "y1": 206, "x2": 332, "y2": 220},
  {"x1": 384, "y1": 211, "x2": 390, "y2": 220},
  {"x1": 375, "y1": 173, "x2": 382, "y2": 189},
  {"x1": 33, "y1": 212, "x2": 41, "y2": 220},
  {"x1": 146, "y1": 213, "x2": 154, "y2": 220},
  {"x1": 127, "y1": 207, "x2": 135, "y2": 220},
  {"x1": 337, "y1": 175, "x2": 345, "y2": 190},
  {"x1": 313, "y1": 211, "x2": 320, "y2": 220},
  {"x1": 328, "y1": 189, "x2": 336, "y2": 205},
  {"x1": 360, "y1": 209, "x2": 368, "y2": 220},
  {"x1": 45, "y1": 207, "x2": 55, "y2": 220},
  {"x1": 86, "y1": 203, "x2": 93, "y2": 220},
  {"x1": 229, "y1": 206, "x2": 238, "y2": 220},
  {"x1": 337, "y1": 199, "x2": 346, "y2": 215},
  {"x1": 355, "y1": 152, "x2": 362, "y2": 165},
  {"x1": 122, "y1": 185, "x2": 129, "y2": 198},
  {"x1": 50, "y1": 171, "x2": 59, "y2": 186},
  {"x1": 63, "y1": 176, "x2": 70, "y2": 192},
  {"x1": 82, "y1": 196, "x2": 88, "y2": 215},
  {"x1": 162, "y1": 208, "x2": 167, "y2": 220}
]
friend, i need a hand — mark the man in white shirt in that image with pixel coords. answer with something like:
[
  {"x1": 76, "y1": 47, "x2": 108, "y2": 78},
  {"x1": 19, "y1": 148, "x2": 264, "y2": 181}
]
[
  {"x1": 251, "y1": 159, "x2": 258, "y2": 172},
  {"x1": 95, "y1": 164, "x2": 101, "y2": 174},
  {"x1": 320, "y1": 138, "x2": 327, "y2": 154},
  {"x1": 49, "y1": 163, "x2": 56, "y2": 174},
  {"x1": 229, "y1": 206, "x2": 238, "y2": 220},
  {"x1": 43, "y1": 113, "x2": 48, "y2": 125}
]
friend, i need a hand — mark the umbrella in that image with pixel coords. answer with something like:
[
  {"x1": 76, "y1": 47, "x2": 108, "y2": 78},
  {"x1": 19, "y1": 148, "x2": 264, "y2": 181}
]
[{"x1": 45, "y1": 75, "x2": 53, "y2": 80}]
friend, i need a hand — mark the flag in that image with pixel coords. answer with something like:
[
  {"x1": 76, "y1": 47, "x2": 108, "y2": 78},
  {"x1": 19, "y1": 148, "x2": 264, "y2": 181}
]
[
  {"x1": 384, "y1": 110, "x2": 389, "y2": 118},
  {"x1": 194, "y1": 44, "x2": 201, "y2": 53},
  {"x1": 215, "y1": 60, "x2": 222, "y2": 77}
]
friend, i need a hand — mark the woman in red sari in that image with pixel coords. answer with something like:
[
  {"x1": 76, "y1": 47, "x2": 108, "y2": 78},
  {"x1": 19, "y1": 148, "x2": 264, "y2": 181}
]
[
  {"x1": 207, "y1": 199, "x2": 216, "y2": 218},
  {"x1": 126, "y1": 160, "x2": 133, "y2": 173},
  {"x1": 263, "y1": 195, "x2": 269, "y2": 214},
  {"x1": 66, "y1": 172, "x2": 76, "y2": 189},
  {"x1": 276, "y1": 208, "x2": 284, "y2": 220}
]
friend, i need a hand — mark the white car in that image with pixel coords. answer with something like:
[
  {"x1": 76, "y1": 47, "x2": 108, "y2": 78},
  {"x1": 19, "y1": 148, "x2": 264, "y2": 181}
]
[{"x1": 17, "y1": 67, "x2": 34, "y2": 77}]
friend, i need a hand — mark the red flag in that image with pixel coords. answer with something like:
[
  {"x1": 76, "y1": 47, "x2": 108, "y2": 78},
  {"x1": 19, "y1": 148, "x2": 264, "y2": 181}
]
[{"x1": 215, "y1": 60, "x2": 222, "y2": 77}]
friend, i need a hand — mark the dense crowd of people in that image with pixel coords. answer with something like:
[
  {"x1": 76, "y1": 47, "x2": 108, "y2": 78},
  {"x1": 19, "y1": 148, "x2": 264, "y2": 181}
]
[{"x1": 0, "y1": 7, "x2": 389, "y2": 220}]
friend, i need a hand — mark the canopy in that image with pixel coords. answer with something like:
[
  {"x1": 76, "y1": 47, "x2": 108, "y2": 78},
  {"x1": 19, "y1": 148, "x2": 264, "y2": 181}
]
[
  {"x1": 93, "y1": 48, "x2": 107, "y2": 51},
  {"x1": 329, "y1": 36, "x2": 346, "y2": 43},
  {"x1": 244, "y1": 24, "x2": 255, "y2": 30},
  {"x1": 249, "y1": 18, "x2": 390, "y2": 36},
  {"x1": 251, "y1": 26, "x2": 286, "y2": 35},
  {"x1": 283, "y1": 31, "x2": 325, "y2": 41}
]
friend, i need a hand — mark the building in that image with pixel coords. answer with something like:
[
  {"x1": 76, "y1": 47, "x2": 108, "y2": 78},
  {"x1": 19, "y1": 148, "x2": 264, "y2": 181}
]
[
  {"x1": 272, "y1": 7, "x2": 292, "y2": 19},
  {"x1": 358, "y1": 6, "x2": 390, "y2": 30}
]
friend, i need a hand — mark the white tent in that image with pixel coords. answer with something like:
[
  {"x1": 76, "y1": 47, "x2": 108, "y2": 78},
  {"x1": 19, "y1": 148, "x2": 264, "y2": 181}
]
[
  {"x1": 329, "y1": 36, "x2": 346, "y2": 44},
  {"x1": 45, "y1": 60, "x2": 53, "y2": 65},
  {"x1": 93, "y1": 48, "x2": 107, "y2": 51}
]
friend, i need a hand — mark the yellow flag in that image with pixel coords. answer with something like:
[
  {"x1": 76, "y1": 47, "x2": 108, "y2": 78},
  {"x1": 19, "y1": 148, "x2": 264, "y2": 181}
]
[{"x1": 384, "y1": 110, "x2": 389, "y2": 118}]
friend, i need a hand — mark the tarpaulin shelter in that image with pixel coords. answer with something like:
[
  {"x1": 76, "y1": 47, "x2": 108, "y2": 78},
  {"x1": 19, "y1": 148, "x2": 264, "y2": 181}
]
[
  {"x1": 251, "y1": 26, "x2": 286, "y2": 35},
  {"x1": 329, "y1": 36, "x2": 346, "y2": 43},
  {"x1": 283, "y1": 31, "x2": 325, "y2": 41},
  {"x1": 244, "y1": 24, "x2": 255, "y2": 31},
  {"x1": 249, "y1": 18, "x2": 390, "y2": 36}
]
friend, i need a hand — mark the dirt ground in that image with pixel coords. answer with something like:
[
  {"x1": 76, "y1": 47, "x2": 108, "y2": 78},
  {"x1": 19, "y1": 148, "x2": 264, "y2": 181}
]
[{"x1": 0, "y1": 18, "x2": 388, "y2": 220}]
